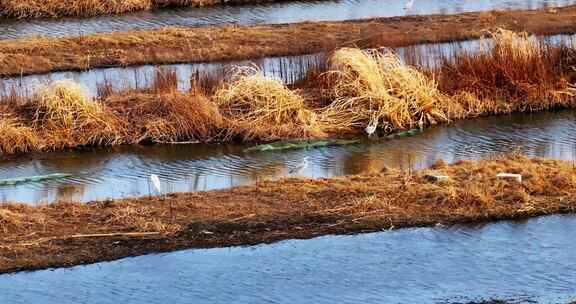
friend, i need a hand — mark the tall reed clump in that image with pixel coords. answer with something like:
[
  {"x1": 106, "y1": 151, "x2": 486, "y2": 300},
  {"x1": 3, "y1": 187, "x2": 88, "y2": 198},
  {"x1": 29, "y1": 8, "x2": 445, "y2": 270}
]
[
  {"x1": 439, "y1": 29, "x2": 576, "y2": 115},
  {"x1": 215, "y1": 67, "x2": 325, "y2": 140},
  {"x1": 107, "y1": 91, "x2": 224, "y2": 143},
  {"x1": 322, "y1": 48, "x2": 451, "y2": 134},
  {"x1": 26, "y1": 80, "x2": 122, "y2": 149},
  {"x1": 0, "y1": 115, "x2": 38, "y2": 155}
]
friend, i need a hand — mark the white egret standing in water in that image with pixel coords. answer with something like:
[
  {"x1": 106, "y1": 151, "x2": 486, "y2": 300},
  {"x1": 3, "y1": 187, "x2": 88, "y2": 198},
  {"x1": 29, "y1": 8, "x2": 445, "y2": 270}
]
[
  {"x1": 150, "y1": 174, "x2": 162, "y2": 194},
  {"x1": 289, "y1": 157, "x2": 309, "y2": 176}
]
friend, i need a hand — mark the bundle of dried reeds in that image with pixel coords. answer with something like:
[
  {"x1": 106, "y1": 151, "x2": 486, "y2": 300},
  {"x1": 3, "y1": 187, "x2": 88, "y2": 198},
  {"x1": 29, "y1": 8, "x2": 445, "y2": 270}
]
[
  {"x1": 28, "y1": 80, "x2": 122, "y2": 149},
  {"x1": 215, "y1": 67, "x2": 325, "y2": 140},
  {"x1": 322, "y1": 48, "x2": 449, "y2": 133},
  {"x1": 0, "y1": 115, "x2": 38, "y2": 155}
]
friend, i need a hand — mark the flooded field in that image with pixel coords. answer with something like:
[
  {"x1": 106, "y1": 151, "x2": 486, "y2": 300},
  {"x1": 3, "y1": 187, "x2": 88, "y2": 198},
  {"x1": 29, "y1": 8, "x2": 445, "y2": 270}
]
[
  {"x1": 2, "y1": 109, "x2": 576, "y2": 204},
  {"x1": 1, "y1": 214, "x2": 574, "y2": 303},
  {"x1": 0, "y1": 0, "x2": 575, "y2": 40}
]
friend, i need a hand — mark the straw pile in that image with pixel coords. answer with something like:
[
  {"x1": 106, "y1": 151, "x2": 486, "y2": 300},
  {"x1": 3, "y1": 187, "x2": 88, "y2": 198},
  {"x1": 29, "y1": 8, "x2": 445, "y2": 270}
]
[
  {"x1": 322, "y1": 48, "x2": 450, "y2": 133},
  {"x1": 215, "y1": 67, "x2": 324, "y2": 140},
  {"x1": 0, "y1": 115, "x2": 38, "y2": 155},
  {"x1": 28, "y1": 80, "x2": 122, "y2": 149}
]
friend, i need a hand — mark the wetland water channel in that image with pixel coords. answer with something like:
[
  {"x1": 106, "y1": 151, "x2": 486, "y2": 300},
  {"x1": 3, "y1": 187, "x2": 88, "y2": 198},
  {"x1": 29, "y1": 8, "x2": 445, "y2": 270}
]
[
  {"x1": 2, "y1": 109, "x2": 576, "y2": 204},
  {"x1": 0, "y1": 0, "x2": 575, "y2": 40},
  {"x1": 2, "y1": 34, "x2": 574, "y2": 98},
  {"x1": 0, "y1": 215, "x2": 575, "y2": 303},
  {"x1": 2, "y1": 2, "x2": 576, "y2": 302}
]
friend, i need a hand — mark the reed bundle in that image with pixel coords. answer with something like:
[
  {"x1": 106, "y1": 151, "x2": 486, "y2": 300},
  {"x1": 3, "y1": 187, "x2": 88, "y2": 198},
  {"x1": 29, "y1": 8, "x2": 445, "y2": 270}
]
[
  {"x1": 29, "y1": 80, "x2": 122, "y2": 148},
  {"x1": 321, "y1": 48, "x2": 450, "y2": 133},
  {"x1": 0, "y1": 115, "x2": 38, "y2": 155},
  {"x1": 215, "y1": 67, "x2": 324, "y2": 140}
]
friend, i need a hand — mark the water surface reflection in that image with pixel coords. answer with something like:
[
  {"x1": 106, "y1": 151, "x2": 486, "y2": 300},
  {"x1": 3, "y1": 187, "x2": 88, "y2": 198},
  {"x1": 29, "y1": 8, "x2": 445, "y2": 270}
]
[
  {"x1": 0, "y1": 215, "x2": 574, "y2": 303},
  {"x1": 1, "y1": 110, "x2": 576, "y2": 204},
  {"x1": 1, "y1": 0, "x2": 575, "y2": 40}
]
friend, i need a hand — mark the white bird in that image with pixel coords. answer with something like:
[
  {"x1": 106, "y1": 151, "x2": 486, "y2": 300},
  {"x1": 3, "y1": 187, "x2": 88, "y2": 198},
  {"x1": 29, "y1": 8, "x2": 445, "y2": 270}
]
[
  {"x1": 365, "y1": 120, "x2": 378, "y2": 137},
  {"x1": 150, "y1": 174, "x2": 162, "y2": 194},
  {"x1": 288, "y1": 157, "x2": 309, "y2": 175},
  {"x1": 404, "y1": 0, "x2": 414, "y2": 13}
]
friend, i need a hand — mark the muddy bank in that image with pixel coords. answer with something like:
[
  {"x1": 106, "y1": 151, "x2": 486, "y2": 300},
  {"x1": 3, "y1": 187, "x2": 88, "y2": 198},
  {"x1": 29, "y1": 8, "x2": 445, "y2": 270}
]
[
  {"x1": 1, "y1": 5, "x2": 576, "y2": 77},
  {"x1": 1, "y1": 154, "x2": 576, "y2": 273}
]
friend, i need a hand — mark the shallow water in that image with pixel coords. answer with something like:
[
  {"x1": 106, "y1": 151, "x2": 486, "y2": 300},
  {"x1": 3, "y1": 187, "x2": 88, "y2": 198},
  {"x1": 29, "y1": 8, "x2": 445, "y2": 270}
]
[
  {"x1": 2, "y1": 109, "x2": 576, "y2": 204},
  {"x1": 2, "y1": 34, "x2": 573, "y2": 98},
  {"x1": 0, "y1": 0, "x2": 575, "y2": 40},
  {"x1": 1, "y1": 215, "x2": 575, "y2": 303}
]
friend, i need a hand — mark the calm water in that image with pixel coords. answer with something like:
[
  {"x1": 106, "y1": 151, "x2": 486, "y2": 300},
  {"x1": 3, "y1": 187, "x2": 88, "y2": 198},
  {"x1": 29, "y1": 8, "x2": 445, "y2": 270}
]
[
  {"x1": 0, "y1": 0, "x2": 575, "y2": 40},
  {"x1": 1, "y1": 215, "x2": 575, "y2": 303},
  {"x1": 2, "y1": 109, "x2": 576, "y2": 204},
  {"x1": 2, "y1": 34, "x2": 573, "y2": 98}
]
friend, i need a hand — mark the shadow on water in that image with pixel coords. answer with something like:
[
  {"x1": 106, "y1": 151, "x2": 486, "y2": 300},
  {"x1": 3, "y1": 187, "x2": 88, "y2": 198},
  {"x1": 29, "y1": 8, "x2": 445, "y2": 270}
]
[
  {"x1": 0, "y1": 214, "x2": 574, "y2": 303},
  {"x1": 0, "y1": 0, "x2": 575, "y2": 40},
  {"x1": 1, "y1": 109, "x2": 576, "y2": 204}
]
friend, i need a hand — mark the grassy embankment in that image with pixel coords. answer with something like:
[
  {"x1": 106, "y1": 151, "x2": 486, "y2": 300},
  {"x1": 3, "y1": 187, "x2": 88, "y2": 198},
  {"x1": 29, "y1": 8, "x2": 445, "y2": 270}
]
[
  {"x1": 1, "y1": 154, "x2": 576, "y2": 273},
  {"x1": 1, "y1": 5, "x2": 576, "y2": 76},
  {"x1": 1, "y1": 30, "x2": 575, "y2": 157},
  {"x1": 0, "y1": 0, "x2": 270, "y2": 19}
]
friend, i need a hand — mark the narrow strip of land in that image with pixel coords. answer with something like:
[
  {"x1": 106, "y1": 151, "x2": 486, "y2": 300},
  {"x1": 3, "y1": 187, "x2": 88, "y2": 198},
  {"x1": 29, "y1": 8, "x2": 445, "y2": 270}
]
[
  {"x1": 0, "y1": 0, "x2": 269, "y2": 19},
  {"x1": 1, "y1": 155, "x2": 575, "y2": 273},
  {"x1": 1, "y1": 5, "x2": 576, "y2": 77}
]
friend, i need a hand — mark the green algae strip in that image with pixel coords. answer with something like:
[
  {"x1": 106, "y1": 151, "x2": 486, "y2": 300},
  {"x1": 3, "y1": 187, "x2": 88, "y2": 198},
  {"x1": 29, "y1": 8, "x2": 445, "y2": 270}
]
[
  {"x1": 0, "y1": 173, "x2": 73, "y2": 186},
  {"x1": 244, "y1": 139, "x2": 360, "y2": 152},
  {"x1": 385, "y1": 128, "x2": 424, "y2": 139}
]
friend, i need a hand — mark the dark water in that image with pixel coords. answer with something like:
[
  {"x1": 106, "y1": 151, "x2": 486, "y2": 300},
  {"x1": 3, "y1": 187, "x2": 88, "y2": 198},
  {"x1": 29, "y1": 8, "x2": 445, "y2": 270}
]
[
  {"x1": 2, "y1": 109, "x2": 576, "y2": 204},
  {"x1": 1, "y1": 215, "x2": 575, "y2": 303},
  {"x1": 2, "y1": 34, "x2": 573, "y2": 98},
  {"x1": 0, "y1": 0, "x2": 575, "y2": 40}
]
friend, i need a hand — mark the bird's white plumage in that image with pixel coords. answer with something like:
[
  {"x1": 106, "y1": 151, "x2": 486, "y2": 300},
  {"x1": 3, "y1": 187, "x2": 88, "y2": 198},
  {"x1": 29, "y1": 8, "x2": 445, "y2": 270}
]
[
  {"x1": 365, "y1": 118, "x2": 378, "y2": 137},
  {"x1": 289, "y1": 157, "x2": 309, "y2": 175},
  {"x1": 404, "y1": 0, "x2": 414, "y2": 12},
  {"x1": 150, "y1": 174, "x2": 162, "y2": 194}
]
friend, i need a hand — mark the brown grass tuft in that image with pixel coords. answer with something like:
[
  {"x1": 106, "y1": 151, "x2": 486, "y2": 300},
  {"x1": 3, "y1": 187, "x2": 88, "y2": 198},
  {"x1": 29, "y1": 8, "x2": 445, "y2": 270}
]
[
  {"x1": 0, "y1": 0, "x2": 152, "y2": 19},
  {"x1": 108, "y1": 91, "x2": 224, "y2": 143},
  {"x1": 215, "y1": 67, "x2": 325, "y2": 140},
  {"x1": 0, "y1": 209, "x2": 22, "y2": 233},
  {"x1": 322, "y1": 48, "x2": 450, "y2": 133},
  {"x1": 26, "y1": 80, "x2": 122, "y2": 149},
  {"x1": 0, "y1": 115, "x2": 38, "y2": 155},
  {"x1": 439, "y1": 29, "x2": 576, "y2": 114}
]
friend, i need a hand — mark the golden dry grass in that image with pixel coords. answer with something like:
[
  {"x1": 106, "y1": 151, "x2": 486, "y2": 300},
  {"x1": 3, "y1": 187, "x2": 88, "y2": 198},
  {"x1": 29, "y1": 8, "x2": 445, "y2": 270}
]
[
  {"x1": 105, "y1": 205, "x2": 181, "y2": 233},
  {"x1": 322, "y1": 48, "x2": 450, "y2": 133},
  {"x1": 25, "y1": 80, "x2": 123, "y2": 149},
  {"x1": 0, "y1": 115, "x2": 38, "y2": 155},
  {"x1": 1, "y1": 154, "x2": 576, "y2": 273},
  {"x1": 0, "y1": 30, "x2": 575, "y2": 157},
  {"x1": 215, "y1": 67, "x2": 325, "y2": 140},
  {"x1": 0, "y1": 0, "x2": 224, "y2": 19},
  {"x1": 108, "y1": 91, "x2": 224, "y2": 143},
  {"x1": 439, "y1": 29, "x2": 576, "y2": 115}
]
